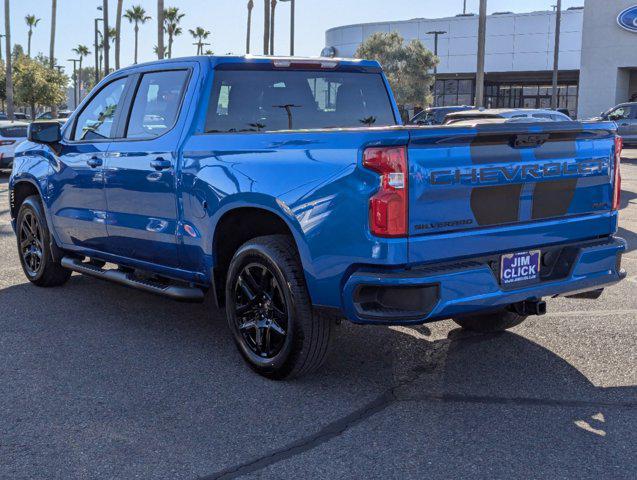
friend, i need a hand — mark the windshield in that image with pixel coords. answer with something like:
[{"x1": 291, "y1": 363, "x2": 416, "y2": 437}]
[{"x1": 205, "y1": 69, "x2": 396, "y2": 133}]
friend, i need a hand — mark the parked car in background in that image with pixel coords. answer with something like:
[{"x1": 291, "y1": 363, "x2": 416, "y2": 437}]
[
  {"x1": 0, "y1": 121, "x2": 28, "y2": 169},
  {"x1": 409, "y1": 105, "x2": 474, "y2": 125},
  {"x1": 37, "y1": 110, "x2": 73, "y2": 121},
  {"x1": 13, "y1": 113, "x2": 30, "y2": 121},
  {"x1": 445, "y1": 108, "x2": 573, "y2": 125},
  {"x1": 594, "y1": 103, "x2": 637, "y2": 145}
]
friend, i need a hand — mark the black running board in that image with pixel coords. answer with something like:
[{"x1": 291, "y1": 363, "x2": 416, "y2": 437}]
[{"x1": 61, "y1": 256, "x2": 205, "y2": 302}]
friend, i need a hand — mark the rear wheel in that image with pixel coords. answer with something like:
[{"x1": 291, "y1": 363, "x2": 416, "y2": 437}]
[
  {"x1": 225, "y1": 235, "x2": 332, "y2": 380},
  {"x1": 16, "y1": 196, "x2": 71, "y2": 287},
  {"x1": 453, "y1": 307, "x2": 527, "y2": 333}
]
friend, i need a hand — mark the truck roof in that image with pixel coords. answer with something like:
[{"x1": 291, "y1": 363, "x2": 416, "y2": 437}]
[{"x1": 117, "y1": 55, "x2": 382, "y2": 73}]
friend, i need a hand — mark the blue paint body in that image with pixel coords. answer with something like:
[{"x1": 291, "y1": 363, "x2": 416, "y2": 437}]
[{"x1": 9, "y1": 56, "x2": 626, "y2": 324}]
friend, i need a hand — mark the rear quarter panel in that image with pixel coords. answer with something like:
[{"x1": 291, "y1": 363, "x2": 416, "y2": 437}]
[{"x1": 180, "y1": 128, "x2": 410, "y2": 307}]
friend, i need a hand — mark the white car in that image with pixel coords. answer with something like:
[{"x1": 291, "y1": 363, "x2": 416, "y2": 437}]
[
  {"x1": 0, "y1": 121, "x2": 28, "y2": 169},
  {"x1": 444, "y1": 108, "x2": 573, "y2": 125}
]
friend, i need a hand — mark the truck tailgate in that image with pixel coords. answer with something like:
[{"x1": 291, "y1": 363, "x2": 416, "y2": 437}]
[{"x1": 407, "y1": 122, "x2": 618, "y2": 264}]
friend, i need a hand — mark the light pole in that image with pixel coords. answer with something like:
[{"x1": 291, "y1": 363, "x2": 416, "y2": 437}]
[
  {"x1": 463, "y1": 0, "x2": 467, "y2": 14},
  {"x1": 246, "y1": 0, "x2": 254, "y2": 54},
  {"x1": 551, "y1": 0, "x2": 562, "y2": 110},
  {"x1": 269, "y1": 0, "x2": 277, "y2": 55},
  {"x1": 475, "y1": 0, "x2": 487, "y2": 108},
  {"x1": 279, "y1": 0, "x2": 295, "y2": 56},
  {"x1": 68, "y1": 58, "x2": 80, "y2": 109},
  {"x1": 426, "y1": 30, "x2": 446, "y2": 75}
]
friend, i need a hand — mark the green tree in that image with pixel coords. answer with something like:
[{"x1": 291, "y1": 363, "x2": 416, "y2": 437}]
[
  {"x1": 14, "y1": 55, "x2": 68, "y2": 118},
  {"x1": 97, "y1": 28, "x2": 116, "y2": 74},
  {"x1": 25, "y1": 14, "x2": 40, "y2": 57},
  {"x1": 189, "y1": 27, "x2": 210, "y2": 55},
  {"x1": 0, "y1": 60, "x2": 6, "y2": 110},
  {"x1": 72, "y1": 44, "x2": 91, "y2": 98},
  {"x1": 355, "y1": 32, "x2": 438, "y2": 112},
  {"x1": 164, "y1": 6, "x2": 185, "y2": 59},
  {"x1": 124, "y1": 5, "x2": 151, "y2": 64}
]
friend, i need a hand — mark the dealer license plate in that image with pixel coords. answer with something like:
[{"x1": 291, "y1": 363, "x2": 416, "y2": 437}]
[{"x1": 500, "y1": 250, "x2": 541, "y2": 285}]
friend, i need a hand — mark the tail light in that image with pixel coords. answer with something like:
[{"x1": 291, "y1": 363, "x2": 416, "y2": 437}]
[
  {"x1": 612, "y1": 136, "x2": 622, "y2": 211},
  {"x1": 0, "y1": 140, "x2": 15, "y2": 146},
  {"x1": 363, "y1": 146, "x2": 408, "y2": 237}
]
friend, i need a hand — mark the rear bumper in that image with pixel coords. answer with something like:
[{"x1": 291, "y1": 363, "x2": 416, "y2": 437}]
[{"x1": 341, "y1": 236, "x2": 626, "y2": 325}]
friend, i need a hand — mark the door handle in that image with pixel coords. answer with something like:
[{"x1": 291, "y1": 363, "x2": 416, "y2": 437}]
[
  {"x1": 87, "y1": 156, "x2": 103, "y2": 168},
  {"x1": 150, "y1": 158, "x2": 172, "y2": 171}
]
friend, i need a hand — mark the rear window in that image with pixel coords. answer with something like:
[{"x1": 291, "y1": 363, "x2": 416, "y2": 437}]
[
  {"x1": 1, "y1": 126, "x2": 27, "y2": 138},
  {"x1": 205, "y1": 69, "x2": 396, "y2": 133}
]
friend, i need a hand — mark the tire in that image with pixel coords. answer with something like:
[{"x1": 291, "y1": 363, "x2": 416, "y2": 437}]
[
  {"x1": 16, "y1": 196, "x2": 71, "y2": 287},
  {"x1": 225, "y1": 235, "x2": 332, "y2": 380},
  {"x1": 453, "y1": 307, "x2": 527, "y2": 333}
]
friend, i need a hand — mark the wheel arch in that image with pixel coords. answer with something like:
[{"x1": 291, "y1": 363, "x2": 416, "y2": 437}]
[
  {"x1": 10, "y1": 179, "x2": 42, "y2": 221},
  {"x1": 210, "y1": 203, "x2": 311, "y2": 307}
]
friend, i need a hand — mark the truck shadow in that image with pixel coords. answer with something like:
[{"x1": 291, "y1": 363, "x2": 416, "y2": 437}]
[{"x1": 0, "y1": 275, "x2": 634, "y2": 478}]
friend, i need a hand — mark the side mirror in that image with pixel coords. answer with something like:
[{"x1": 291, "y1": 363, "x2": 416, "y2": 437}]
[{"x1": 28, "y1": 121, "x2": 62, "y2": 144}]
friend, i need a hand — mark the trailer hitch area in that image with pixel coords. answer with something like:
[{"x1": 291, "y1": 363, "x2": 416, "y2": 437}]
[{"x1": 513, "y1": 299, "x2": 547, "y2": 316}]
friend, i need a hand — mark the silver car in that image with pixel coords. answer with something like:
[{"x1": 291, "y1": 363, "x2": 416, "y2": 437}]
[
  {"x1": 598, "y1": 103, "x2": 637, "y2": 145},
  {"x1": 444, "y1": 108, "x2": 572, "y2": 125},
  {"x1": 0, "y1": 121, "x2": 28, "y2": 169}
]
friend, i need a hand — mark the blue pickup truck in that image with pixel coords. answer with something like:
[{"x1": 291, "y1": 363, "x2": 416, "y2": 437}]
[{"x1": 9, "y1": 56, "x2": 626, "y2": 379}]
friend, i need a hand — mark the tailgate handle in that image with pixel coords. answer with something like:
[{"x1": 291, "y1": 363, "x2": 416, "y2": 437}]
[{"x1": 512, "y1": 134, "x2": 550, "y2": 148}]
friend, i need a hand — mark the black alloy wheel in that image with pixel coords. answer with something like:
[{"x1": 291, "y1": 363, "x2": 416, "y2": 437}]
[
  {"x1": 225, "y1": 235, "x2": 332, "y2": 380},
  {"x1": 16, "y1": 195, "x2": 71, "y2": 287},
  {"x1": 19, "y1": 210, "x2": 44, "y2": 277},
  {"x1": 233, "y1": 262, "x2": 289, "y2": 359}
]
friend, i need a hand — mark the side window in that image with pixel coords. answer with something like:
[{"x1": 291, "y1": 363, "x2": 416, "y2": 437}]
[
  {"x1": 126, "y1": 70, "x2": 189, "y2": 139},
  {"x1": 73, "y1": 77, "x2": 128, "y2": 141},
  {"x1": 608, "y1": 107, "x2": 631, "y2": 121}
]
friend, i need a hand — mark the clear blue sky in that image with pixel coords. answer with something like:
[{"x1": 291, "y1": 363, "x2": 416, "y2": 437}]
[{"x1": 0, "y1": 0, "x2": 584, "y2": 73}]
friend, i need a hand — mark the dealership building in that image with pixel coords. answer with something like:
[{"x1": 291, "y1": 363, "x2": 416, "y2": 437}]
[{"x1": 323, "y1": 0, "x2": 637, "y2": 118}]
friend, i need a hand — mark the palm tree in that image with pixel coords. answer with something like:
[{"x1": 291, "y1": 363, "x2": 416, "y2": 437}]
[
  {"x1": 49, "y1": 0, "x2": 57, "y2": 67},
  {"x1": 246, "y1": 0, "x2": 253, "y2": 54},
  {"x1": 157, "y1": 0, "x2": 164, "y2": 59},
  {"x1": 25, "y1": 14, "x2": 40, "y2": 57},
  {"x1": 263, "y1": 0, "x2": 270, "y2": 55},
  {"x1": 115, "y1": 0, "x2": 123, "y2": 69},
  {"x1": 72, "y1": 44, "x2": 91, "y2": 99},
  {"x1": 164, "y1": 7, "x2": 184, "y2": 59},
  {"x1": 5, "y1": 0, "x2": 14, "y2": 119},
  {"x1": 97, "y1": 28, "x2": 116, "y2": 74},
  {"x1": 124, "y1": 5, "x2": 151, "y2": 64},
  {"x1": 102, "y1": 0, "x2": 109, "y2": 74},
  {"x1": 189, "y1": 27, "x2": 210, "y2": 55}
]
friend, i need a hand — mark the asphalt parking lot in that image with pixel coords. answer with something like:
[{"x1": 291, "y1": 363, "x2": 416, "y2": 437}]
[{"x1": 0, "y1": 152, "x2": 636, "y2": 480}]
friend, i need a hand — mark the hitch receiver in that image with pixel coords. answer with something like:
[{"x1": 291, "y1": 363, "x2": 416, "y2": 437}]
[{"x1": 514, "y1": 299, "x2": 547, "y2": 316}]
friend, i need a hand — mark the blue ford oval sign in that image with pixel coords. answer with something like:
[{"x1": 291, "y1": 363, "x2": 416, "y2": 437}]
[{"x1": 618, "y1": 5, "x2": 637, "y2": 32}]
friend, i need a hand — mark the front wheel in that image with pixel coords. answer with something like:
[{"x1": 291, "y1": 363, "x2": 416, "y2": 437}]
[
  {"x1": 225, "y1": 235, "x2": 332, "y2": 380},
  {"x1": 453, "y1": 308, "x2": 527, "y2": 333},
  {"x1": 16, "y1": 196, "x2": 71, "y2": 287}
]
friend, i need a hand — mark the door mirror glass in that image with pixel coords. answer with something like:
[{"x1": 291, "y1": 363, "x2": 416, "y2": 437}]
[{"x1": 28, "y1": 121, "x2": 62, "y2": 144}]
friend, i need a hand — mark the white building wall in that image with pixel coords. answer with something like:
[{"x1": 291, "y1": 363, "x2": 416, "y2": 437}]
[
  {"x1": 325, "y1": 9, "x2": 584, "y2": 74},
  {"x1": 578, "y1": 0, "x2": 637, "y2": 118}
]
